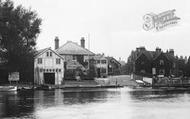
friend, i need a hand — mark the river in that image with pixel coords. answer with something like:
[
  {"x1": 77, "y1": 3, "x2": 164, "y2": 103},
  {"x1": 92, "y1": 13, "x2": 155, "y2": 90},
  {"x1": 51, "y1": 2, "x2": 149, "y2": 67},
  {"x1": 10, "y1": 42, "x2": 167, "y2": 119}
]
[{"x1": 0, "y1": 87, "x2": 190, "y2": 119}]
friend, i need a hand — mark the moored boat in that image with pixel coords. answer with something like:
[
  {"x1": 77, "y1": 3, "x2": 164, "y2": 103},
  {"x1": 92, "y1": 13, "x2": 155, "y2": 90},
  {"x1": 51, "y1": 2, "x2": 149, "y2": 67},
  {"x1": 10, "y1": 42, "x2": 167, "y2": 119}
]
[{"x1": 0, "y1": 86, "x2": 17, "y2": 91}]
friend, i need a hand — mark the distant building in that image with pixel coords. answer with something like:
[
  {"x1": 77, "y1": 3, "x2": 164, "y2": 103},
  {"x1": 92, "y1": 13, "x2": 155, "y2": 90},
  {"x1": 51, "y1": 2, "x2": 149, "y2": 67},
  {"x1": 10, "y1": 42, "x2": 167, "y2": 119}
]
[
  {"x1": 34, "y1": 47, "x2": 64, "y2": 85},
  {"x1": 106, "y1": 57, "x2": 121, "y2": 76},
  {"x1": 127, "y1": 47, "x2": 186, "y2": 77},
  {"x1": 93, "y1": 54, "x2": 108, "y2": 78},
  {"x1": 92, "y1": 54, "x2": 121, "y2": 77}
]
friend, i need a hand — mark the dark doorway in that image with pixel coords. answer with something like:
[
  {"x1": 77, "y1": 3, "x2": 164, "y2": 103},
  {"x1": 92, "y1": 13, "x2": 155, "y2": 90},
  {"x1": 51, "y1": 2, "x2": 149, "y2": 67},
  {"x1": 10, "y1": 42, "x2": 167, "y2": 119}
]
[
  {"x1": 44, "y1": 73, "x2": 55, "y2": 84},
  {"x1": 97, "y1": 68, "x2": 101, "y2": 78}
]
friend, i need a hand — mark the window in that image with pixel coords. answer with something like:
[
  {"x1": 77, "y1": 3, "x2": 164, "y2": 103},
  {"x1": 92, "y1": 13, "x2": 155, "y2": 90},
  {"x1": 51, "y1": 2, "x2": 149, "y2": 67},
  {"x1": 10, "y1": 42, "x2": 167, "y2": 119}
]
[
  {"x1": 159, "y1": 69, "x2": 165, "y2": 75},
  {"x1": 101, "y1": 68, "x2": 107, "y2": 73},
  {"x1": 40, "y1": 68, "x2": 43, "y2": 72},
  {"x1": 50, "y1": 52, "x2": 52, "y2": 57},
  {"x1": 59, "y1": 69, "x2": 61, "y2": 72},
  {"x1": 56, "y1": 58, "x2": 61, "y2": 64},
  {"x1": 46, "y1": 52, "x2": 49, "y2": 57},
  {"x1": 140, "y1": 69, "x2": 146, "y2": 73},
  {"x1": 97, "y1": 60, "x2": 100, "y2": 64},
  {"x1": 173, "y1": 63, "x2": 176, "y2": 68},
  {"x1": 73, "y1": 56, "x2": 77, "y2": 61},
  {"x1": 37, "y1": 58, "x2": 42, "y2": 64},
  {"x1": 101, "y1": 60, "x2": 107, "y2": 64},
  {"x1": 159, "y1": 60, "x2": 164, "y2": 65}
]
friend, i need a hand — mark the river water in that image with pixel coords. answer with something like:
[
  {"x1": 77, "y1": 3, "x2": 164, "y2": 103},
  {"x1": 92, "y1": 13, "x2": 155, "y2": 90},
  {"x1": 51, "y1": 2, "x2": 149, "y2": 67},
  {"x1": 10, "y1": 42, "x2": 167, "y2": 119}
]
[{"x1": 0, "y1": 87, "x2": 190, "y2": 119}]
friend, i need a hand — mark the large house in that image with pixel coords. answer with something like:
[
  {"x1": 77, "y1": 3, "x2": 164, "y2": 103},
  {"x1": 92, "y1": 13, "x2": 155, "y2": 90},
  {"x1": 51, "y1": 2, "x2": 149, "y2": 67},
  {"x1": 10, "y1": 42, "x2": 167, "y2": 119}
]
[
  {"x1": 128, "y1": 47, "x2": 187, "y2": 77},
  {"x1": 55, "y1": 37, "x2": 95, "y2": 80},
  {"x1": 55, "y1": 37, "x2": 95, "y2": 70},
  {"x1": 54, "y1": 37, "x2": 121, "y2": 79},
  {"x1": 34, "y1": 47, "x2": 64, "y2": 85}
]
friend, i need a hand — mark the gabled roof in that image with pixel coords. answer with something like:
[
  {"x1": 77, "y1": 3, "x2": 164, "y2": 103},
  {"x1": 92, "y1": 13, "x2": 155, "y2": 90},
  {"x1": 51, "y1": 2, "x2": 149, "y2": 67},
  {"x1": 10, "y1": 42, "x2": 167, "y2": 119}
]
[
  {"x1": 164, "y1": 53, "x2": 176, "y2": 62},
  {"x1": 56, "y1": 41, "x2": 95, "y2": 56},
  {"x1": 93, "y1": 54, "x2": 107, "y2": 60},
  {"x1": 136, "y1": 51, "x2": 154, "y2": 61},
  {"x1": 106, "y1": 56, "x2": 121, "y2": 66},
  {"x1": 35, "y1": 47, "x2": 64, "y2": 60},
  {"x1": 35, "y1": 47, "x2": 50, "y2": 56}
]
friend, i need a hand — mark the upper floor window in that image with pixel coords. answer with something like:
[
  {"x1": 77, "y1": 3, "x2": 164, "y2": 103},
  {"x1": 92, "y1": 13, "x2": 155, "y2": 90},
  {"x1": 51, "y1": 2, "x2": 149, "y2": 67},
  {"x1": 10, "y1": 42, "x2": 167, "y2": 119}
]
[
  {"x1": 46, "y1": 52, "x2": 49, "y2": 57},
  {"x1": 46, "y1": 51, "x2": 52, "y2": 57},
  {"x1": 73, "y1": 56, "x2": 77, "y2": 61},
  {"x1": 101, "y1": 60, "x2": 107, "y2": 64},
  {"x1": 101, "y1": 68, "x2": 107, "y2": 73},
  {"x1": 173, "y1": 63, "x2": 176, "y2": 68},
  {"x1": 50, "y1": 52, "x2": 52, "y2": 57},
  {"x1": 56, "y1": 58, "x2": 61, "y2": 64},
  {"x1": 37, "y1": 58, "x2": 42, "y2": 64},
  {"x1": 97, "y1": 60, "x2": 100, "y2": 64},
  {"x1": 160, "y1": 60, "x2": 164, "y2": 65}
]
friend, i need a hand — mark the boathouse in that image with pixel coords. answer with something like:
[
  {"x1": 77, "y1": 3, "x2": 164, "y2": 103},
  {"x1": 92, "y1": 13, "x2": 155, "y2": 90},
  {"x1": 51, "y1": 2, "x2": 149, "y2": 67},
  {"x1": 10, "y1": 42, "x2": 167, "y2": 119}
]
[{"x1": 34, "y1": 47, "x2": 64, "y2": 85}]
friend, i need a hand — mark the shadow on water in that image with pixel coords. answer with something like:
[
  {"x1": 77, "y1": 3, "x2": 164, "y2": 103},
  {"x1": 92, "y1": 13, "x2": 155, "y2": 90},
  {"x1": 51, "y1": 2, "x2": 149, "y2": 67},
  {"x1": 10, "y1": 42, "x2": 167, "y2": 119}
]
[
  {"x1": 0, "y1": 88, "x2": 121, "y2": 118},
  {"x1": 0, "y1": 91, "x2": 35, "y2": 118}
]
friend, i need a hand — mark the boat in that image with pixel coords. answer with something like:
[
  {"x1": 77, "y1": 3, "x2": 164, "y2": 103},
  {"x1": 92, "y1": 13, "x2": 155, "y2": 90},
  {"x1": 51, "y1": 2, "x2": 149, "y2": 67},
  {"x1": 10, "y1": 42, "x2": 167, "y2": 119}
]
[{"x1": 0, "y1": 86, "x2": 17, "y2": 91}]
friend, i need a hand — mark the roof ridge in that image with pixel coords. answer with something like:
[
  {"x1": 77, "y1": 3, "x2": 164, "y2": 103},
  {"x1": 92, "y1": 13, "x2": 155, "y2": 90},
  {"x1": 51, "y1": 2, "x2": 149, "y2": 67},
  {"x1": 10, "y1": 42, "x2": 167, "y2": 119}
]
[{"x1": 56, "y1": 41, "x2": 95, "y2": 55}]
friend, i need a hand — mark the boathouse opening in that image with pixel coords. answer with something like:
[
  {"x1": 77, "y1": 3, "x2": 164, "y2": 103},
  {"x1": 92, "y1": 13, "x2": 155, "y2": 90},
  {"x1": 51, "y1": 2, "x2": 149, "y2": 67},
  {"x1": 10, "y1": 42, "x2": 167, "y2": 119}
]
[{"x1": 44, "y1": 73, "x2": 55, "y2": 84}]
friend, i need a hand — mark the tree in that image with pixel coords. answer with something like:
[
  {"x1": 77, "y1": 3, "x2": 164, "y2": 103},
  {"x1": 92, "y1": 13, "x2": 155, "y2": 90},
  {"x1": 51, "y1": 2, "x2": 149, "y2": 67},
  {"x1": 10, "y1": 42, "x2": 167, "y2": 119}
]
[
  {"x1": 185, "y1": 56, "x2": 190, "y2": 77},
  {"x1": 0, "y1": 0, "x2": 42, "y2": 83}
]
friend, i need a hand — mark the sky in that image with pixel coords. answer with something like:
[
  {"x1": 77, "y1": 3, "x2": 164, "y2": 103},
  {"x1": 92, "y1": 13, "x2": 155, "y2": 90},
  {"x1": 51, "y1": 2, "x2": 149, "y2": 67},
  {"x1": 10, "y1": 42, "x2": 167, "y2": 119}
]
[{"x1": 14, "y1": 0, "x2": 190, "y2": 61}]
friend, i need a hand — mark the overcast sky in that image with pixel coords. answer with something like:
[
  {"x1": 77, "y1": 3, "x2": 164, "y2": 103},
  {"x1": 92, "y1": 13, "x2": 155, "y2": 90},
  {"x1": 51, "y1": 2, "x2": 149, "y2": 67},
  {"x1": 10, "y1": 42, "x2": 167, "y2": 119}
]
[{"x1": 14, "y1": 0, "x2": 190, "y2": 61}]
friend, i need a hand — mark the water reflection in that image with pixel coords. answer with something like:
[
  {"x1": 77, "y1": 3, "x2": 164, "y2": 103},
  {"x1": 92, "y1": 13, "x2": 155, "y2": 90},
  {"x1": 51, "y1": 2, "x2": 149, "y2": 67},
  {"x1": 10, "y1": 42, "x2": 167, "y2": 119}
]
[
  {"x1": 0, "y1": 91, "x2": 34, "y2": 118},
  {"x1": 0, "y1": 88, "x2": 190, "y2": 119}
]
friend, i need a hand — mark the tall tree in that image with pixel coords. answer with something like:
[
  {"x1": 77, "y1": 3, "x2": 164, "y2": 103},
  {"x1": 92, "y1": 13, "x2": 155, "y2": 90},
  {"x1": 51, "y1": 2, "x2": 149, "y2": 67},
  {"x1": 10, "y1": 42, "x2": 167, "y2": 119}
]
[
  {"x1": 0, "y1": 0, "x2": 42, "y2": 82},
  {"x1": 185, "y1": 56, "x2": 190, "y2": 76}
]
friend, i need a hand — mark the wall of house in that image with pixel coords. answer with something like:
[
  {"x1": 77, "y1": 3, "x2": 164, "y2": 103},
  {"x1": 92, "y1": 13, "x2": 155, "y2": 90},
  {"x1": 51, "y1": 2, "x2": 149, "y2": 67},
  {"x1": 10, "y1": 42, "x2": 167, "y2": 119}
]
[
  {"x1": 34, "y1": 50, "x2": 64, "y2": 85},
  {"x1": 108, "y1": 60, "x2": 121, "y2": 75},
  {"x1": 152, "y1": 54, "x2": 172, "y2": 76},
  {"x1": 95, "y1": 57, "x2": 108, "y2": 77},
  {"x1": 135, "y1": 54, "x2": 152, "y2": 75}
]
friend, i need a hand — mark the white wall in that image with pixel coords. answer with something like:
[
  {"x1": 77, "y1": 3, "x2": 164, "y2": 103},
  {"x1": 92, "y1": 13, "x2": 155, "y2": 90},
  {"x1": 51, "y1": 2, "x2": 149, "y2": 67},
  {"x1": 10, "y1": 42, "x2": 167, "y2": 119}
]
[{"x1": 34, "y1": 49, "x2": 64, "y2": 85}]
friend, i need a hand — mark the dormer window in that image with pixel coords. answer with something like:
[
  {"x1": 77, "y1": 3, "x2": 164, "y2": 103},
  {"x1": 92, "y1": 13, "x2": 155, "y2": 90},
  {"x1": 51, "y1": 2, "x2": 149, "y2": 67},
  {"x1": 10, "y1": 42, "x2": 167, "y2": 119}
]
[
  {"x1": 46, "y1": 52, "x2": 49, "y2": 57},
  {"x1": 50, "y1": 52, "x2": 52, "y2": 57}
]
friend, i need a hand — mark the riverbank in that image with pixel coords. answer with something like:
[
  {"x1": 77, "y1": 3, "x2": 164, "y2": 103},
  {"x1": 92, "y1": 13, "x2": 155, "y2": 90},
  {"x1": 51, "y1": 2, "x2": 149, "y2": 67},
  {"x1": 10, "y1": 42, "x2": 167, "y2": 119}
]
[{"x1": 1, "y1": 75, "x2": 138, "y2": 90}]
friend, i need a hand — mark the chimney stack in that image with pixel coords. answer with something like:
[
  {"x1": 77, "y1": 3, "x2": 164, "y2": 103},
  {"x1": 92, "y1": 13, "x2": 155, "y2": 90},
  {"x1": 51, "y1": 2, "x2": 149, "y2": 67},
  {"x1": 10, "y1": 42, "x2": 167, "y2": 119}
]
[
  {"x1": 55, "y1": 36, "x2": 59, "y2": 50},
  {"x1": 80, "y1": 37, "x2": 85, "y2": 48},
  {"x1": 169, "y1": 49, "x2": 174, "y2": 56},
  {"x1": 156, "y1": 47, "x2": 161, "y2": 52}
]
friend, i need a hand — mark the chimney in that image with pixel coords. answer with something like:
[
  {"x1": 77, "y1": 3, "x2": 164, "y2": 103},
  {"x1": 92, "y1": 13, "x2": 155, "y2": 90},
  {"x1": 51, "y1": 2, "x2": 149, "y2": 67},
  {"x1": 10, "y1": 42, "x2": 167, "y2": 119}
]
[
  {"x1": 136, "y1": 46, "x2": 146, "y2": 52},
  {"x1": 169, "y1": 49, "x2": 174, "y2": 56},
  {"x1": 55, "y1": 36, "x2": 59, "y2": 50},
  {"x1": 80, "y1": 37, "x2": 85, "y2": 48},
  {"x1": 156, "y1": 47, "x2": 161, "y2": 52}
]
